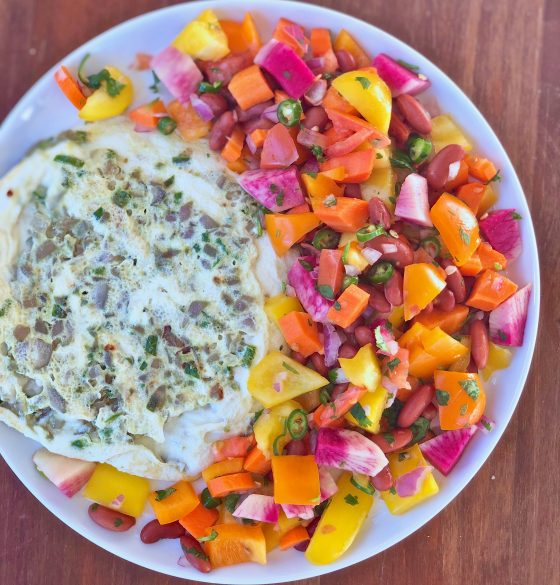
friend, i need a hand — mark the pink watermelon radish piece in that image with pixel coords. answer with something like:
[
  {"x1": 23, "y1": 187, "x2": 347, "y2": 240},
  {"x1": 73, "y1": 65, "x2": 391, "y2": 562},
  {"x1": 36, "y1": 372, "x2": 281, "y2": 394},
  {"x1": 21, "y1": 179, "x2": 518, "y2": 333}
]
[
  {"x1": 232, "y1": 494, "x2": 279, "y2": 523},
  {"x1": 395, "y1": 465, "x2": 433, "y2": 497},
  {"x1": 420, "y1": 426, "x2": 477, "y2": 476},
  {"x1": 479, "y1": 209, "x2": 522, "y2": 261},
  {"x1": 489, "y1": 284, "x2": 532, "y2": 346}
]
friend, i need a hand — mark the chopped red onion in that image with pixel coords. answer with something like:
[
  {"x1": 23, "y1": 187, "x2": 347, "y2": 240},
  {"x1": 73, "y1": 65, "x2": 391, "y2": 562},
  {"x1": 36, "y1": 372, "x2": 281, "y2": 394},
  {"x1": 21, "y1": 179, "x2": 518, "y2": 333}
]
[{"x1": 190, "y1": 93, "x2": 214, "y2": 121}]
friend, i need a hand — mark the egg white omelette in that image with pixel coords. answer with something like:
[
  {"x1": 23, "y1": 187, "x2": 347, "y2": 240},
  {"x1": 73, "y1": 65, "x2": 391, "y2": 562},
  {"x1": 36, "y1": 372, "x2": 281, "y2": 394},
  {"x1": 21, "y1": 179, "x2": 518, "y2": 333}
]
[{"x1": 0, "y1": 118, "x2": 286, "y2": 480}]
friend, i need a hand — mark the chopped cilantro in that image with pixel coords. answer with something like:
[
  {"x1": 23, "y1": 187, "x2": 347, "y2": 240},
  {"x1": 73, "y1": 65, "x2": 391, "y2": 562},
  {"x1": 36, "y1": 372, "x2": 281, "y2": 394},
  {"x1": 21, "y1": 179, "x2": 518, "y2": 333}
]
[
  {"x1": 114, "y1": 518, "x2": 124, "y2": 528},
  {"x1": 459, "y1": 227, "x2": 471, "y2": 245},
  {"x1": 349, "y1": 403, "x2": 373, "y2": 427},
  {"x1": 241, "y1": 345, "x2": 256, "y2": 367},
  {"x1": 54, "y1": 154, "x2": 84, "y2": 168},
  {"x1": 344, "y1": 493, "x2": 359, "y2": 506},
  {"x1": 154, "y1": 487, "x2": 176, "y2": 501},
  {"x1": 459, "y1": 379, "x2": 480, "y2": 400},
  {"x1": 436, "y1": 389, "x2": 450, "y2": 406},
  {"x1": 355, "y1": 76, "x2": 371, "y2": 89},
  {"x1": 298, "y1": 259, "x2": 314, "y2": 271},
  {"x1": 282, "y1": 361, "x2": 300, "y2": 374},
  {"x1": 387, "y1": 357, "x2": 401, "y2": 371},
  {"x1": 71, "y1": 438, "x2": 87, "y2": 449},
  {"x1": 311, "y1": 144, "x2": 326, "y2": 161},
  {"x1": 317, "y1": 284, "x2": 334, "y2": 300},
  {"x1": 511, "y1": 211, "x2": 522, "y2": 220},
  {"x1": 149, "y1": 71, "x2": 161, "y2": 93},
  {"x1": 144, "y1": 335, "x2": 158, "y2": 356},
  {"x1": 396, "y1": 59, "x2": 420, "y2": 71}
]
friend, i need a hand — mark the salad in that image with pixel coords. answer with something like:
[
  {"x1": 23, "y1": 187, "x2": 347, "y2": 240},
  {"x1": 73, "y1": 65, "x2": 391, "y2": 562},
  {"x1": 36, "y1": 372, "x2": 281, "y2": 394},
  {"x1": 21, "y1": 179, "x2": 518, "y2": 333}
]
[{"x1": 38, "y1": 8, "x2": 533, "y2": 573}]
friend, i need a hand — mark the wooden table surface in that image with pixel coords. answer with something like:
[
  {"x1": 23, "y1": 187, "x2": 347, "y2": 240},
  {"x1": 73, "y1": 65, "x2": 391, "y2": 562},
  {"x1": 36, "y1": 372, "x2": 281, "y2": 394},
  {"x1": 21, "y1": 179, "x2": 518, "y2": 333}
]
[{"x1": 1, "y1": 0, "x2": 558, "y2": 583}]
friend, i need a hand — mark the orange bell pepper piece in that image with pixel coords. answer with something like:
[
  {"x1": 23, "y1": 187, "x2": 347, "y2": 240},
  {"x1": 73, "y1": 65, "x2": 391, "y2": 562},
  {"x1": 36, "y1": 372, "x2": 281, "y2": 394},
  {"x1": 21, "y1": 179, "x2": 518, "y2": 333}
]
[
  {"x1": 318, "y1": 249, "x2": 344, "y2": 297},
  {"x1": 54, "y1": 66, "x2": 87, "y2": 109},
  {"x1": 408, "y1": 345, "x2": 441, "y2": 379},
  {"x1": 279, "y1": 525, "x2": 310, "y2": 550},
  {"x1": 465, "y1": 155, "x2": 498, "y2": 182},
  {"x1": 244, "y1": 446, "x2": 272, "y2": 475},
  {"x1": 458, "y1": 251, "x2": 483, "y2": 276},
  {"x1": 202, "y1": 457, "x2": 246, "y2": 483},
  {"x1": 220, "y1": 14, "x2": 262, "y2": 56},
  {"x1": 444, "y1": 159, "x2": 469, "y2": 191},
  {"x1": 149, "y1": 481, "x2": 199, "y2": 525},
  {"x1": 167, "y1": 100, "x2": 211, "y2": 141},
  {"x1": 466, "y1": 269, "x2": 518, "y2": 311},
  {"x1": 207, "y1": 472, "x2": 257, "y2": 498},
  {"x1": 179, "y1": 503, "x2": 219, "y2": 539},
  {"x1": 398, "y1": 322, "x2": 429, "y2": 349},
  {"x1": 249, "y1": 128, "x2": 269, "y2": 150},
  {"x1": 320, "y1": 149, "x2": 376, "y2": 183},
  {"x1": 413, "y1": 305, "x2": 469, "y2": 335},
  {"x1": 205, "y1": 523, "x2": 267, "y2": 566},
  {"x1": 403, "y1": 263, "x2": 447, "y2": 321},
  {"x1": 241, "y1": 13, "x2": 262, "y2": 56},
  {"x1": 313, "y1": 197, "x2": 369, "y2": 232},
  {"x1": 478, "y1": 242, "x2": 507, "y2": 271},
  {"x1": 333, "y1": 29, "x2": 371, "y2": 68},
  {"x1": 302, "y1": 172, "x2": 344, "y2": 206},
  {"x1": 434, "y1": 370, "x2": 486, "y2": 430},
  {"x1": 128, "y1": 99, "x2": 167, "y2": 129},
  {"x1": 327, "y1": 284, "x2": 370, "y2": 328},
  {"x1": 456, "y1": 182, "x2": 487, "y2": 215},
  {"x1": 278, "y1": 311, "x2": 323, "y2": 357},
  {"x1": 265, "y1": 212, "x2": 321, "y2": 256},
  {"x1": 272, "y1": 455, "x2": 320, "y2": 505},
  {"x1": 430, "y1": 193, "x2": 480, "y2": 266}
]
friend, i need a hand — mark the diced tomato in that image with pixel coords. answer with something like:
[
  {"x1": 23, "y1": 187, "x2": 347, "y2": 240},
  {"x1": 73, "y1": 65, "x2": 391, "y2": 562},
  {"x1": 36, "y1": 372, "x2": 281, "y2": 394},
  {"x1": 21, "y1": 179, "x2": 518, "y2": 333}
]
[{"x1": 261, "y1": 123, "x2": 299, "y2": 169}]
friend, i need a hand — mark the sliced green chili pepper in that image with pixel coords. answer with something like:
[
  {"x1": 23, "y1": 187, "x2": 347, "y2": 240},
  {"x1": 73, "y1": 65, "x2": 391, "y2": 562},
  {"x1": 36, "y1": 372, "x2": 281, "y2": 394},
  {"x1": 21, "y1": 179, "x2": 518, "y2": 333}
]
[
  {"x1": 407, "y1": 134, "x2": 432, "y2": 164},
  {"x1": 200, "y1": 487, "x2": 222, "y2": 509},
  {"x1": 312, "y1": 228, "x2": 340, "y2": 250},
  {"x1": 342, "y1": 275, "x2": 359, "y2": 290},
  {"x1": 199, "y1": 80, "x2": 223, "y2": 93},
  {"x1": 365, "y1": 261, "x2": 394, "y2": 284},
  {"x1": 350, "y1": 473, "x2": 375, "y2": 495},
  {"x1": 277, "y1": 99, "x2": 303, "y2": 127},
  {"x1": 389, "y1": 149, "x2": 415, "y2": 171},
  {"x1": 272, "y1": 419, "x2": 288, "y2": 456},
  {"x1": 419, "y1": 236, "x2": 441, "y2": 258},
  {"x1": 157, "y1": 116, "x2": 177, "y2": 135},
  {"x1": 356, "y1": 224, "x2": 386, "y2": 243},
  {"x1": 287, "y1": 409, "x2": 308, "y2": 440}
]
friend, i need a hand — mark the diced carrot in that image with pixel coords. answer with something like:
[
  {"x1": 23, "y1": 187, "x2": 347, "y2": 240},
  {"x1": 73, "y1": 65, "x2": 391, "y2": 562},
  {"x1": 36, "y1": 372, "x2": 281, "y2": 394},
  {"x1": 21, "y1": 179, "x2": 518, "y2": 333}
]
[
  {"x1": 227, "y1": 158, "x2": 249, "y2": 174},
  {"x1": 248, "y1": 128, "x2": 269, "y2": 149},
  {"x1": 265, "y1": 213, "x2": 321, "y2": 256},
  {"x1": 207, "y1": 472, "x2": 257, "y2": 498},
  {"x1": 149, "y1": 481, "x2": 199, "y2": 525},
  {"x1": 279, "y1": 525, "x2": 310, "y2": 550},
  {"x1": 229, "y1": 64, "x2": 274, "y2": 111},
  {"x1": 212, "y1": 435, "x2": 255, "y2": 462},
  {"x1": 128, "y1": 99, "x2": 167, "y2": 129},
  {"x1": 478, "y1": 242, "x2": 507, "y2": 271},
  {"x1": 396, "y1": 387, "x2": 414, "y2": 402},
  {"x1": 333, "y1": 29, "x2": 371, "y2": 68},
  {"x1": 313, "y1": 197, "x2": 369, "y2": 232},
  {"x1": 272, "y1": 455, "x2": 320, "y2": 505},
  {"x1": 167, "y1": 100, "x2": 211, "y2": 141},
  {"x1": 322, "y1": 86, "x2": 358, "y2": 115},
  {"x1": 456, "y1": 182, "x2": 487, "y2": 215},
  {"x1": 413, "y1": 305, "x2": 469, "y2": 335},
  {"x1": 318, "y1": 249, "x2": 344, "y2": 297},
  {"x1": 221, "y1": 126, "x2": 245, "y2": 163},
  {"x1": 312, "y1": 384, "x2": 367, "y2": 428},
  {"x1": 320, "y1": 149, "x2": 376, "y2": 183},
  {"x1": 202, "y1": 457, "x2": 246, "y2": 483},
  {"x1": 205, "y1": 523, "x2": 267, "y2": 567},
  {"x1": 459, "y1": 252, "x2": 483, "y2": 276},
  {"x1": 278, "y1": 311, "x2": 323, "y2": 357},
  {"x1": 274, "y1": 90, "x2": 290, "y2": 104},
  {"x1": 444, "y1": 159, "x2": 469, "y2": 191},
  {"x1": 54, "y1": 66, "x2": 87, "y2": 110},
  {"x1": 465, "y1": 155, "x2": 498, "y2": 182},
  {"x1": 466, "y1": 269, "x2": 518, "y2": 311},
  {"x1": 326, "y1": 284, "x2": 370, "y2": 328},
  {"x1": 179, "y1": 503, "x2": 219, "y2": 539},
  {"x1": 310, "y1": 28, "x2": 338, "y2": 72},
  {"x1": 244, "y1": 446, "x2": 272, "y2": 475},
  {"x1": 320, "y1": 166, "x2": 346, "y2": 181},
  {"x1": 273, "y1": 17, "x2": 308, "y2": 56},
  {"x1": 302, "y1": 170, "x2": 344, "y2": 203}
]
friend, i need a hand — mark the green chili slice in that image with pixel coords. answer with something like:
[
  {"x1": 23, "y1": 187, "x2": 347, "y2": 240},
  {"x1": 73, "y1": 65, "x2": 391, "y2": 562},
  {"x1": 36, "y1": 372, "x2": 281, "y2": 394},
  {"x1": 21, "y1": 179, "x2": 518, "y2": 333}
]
[
  {"x1": 277, "y1": 99, "x2": 303, "y2": 127},
  {"x1": 407, "y1": 134, "x2": 433, "y2": 164},
  {"x1": 199, "y1": 80, "x2": 223, "y2": 93},
  {"x1": 272, "y1": 420, "x2": 288, "y2": 456},
  {"x1": 200, "y1": 487, "x2": 222, "y2": 509},
  {"x1": 342, "y1": 275, "x2": 359, "y2": 290},
  {"x1": 356, "y1": 224, "x2": 386, "y2": 243},
  {"x1": 350, "y1": 473, "x2": 375, "y2": 495},
  {"x1": 365, "y1": 261, "x2": 394, "y2": 284},
  {"x1": 287, "y1": 409, "x2": 308, "y2": 440},
  {"x1": 419, "y1": 236, "x2": 441, "y2": 258},
  {"x1": 312, "y1": 228, "x2": 340, "y2": 250},
  {"x1": 157, "y1": 116, "x2": 177, "y2": 135}
]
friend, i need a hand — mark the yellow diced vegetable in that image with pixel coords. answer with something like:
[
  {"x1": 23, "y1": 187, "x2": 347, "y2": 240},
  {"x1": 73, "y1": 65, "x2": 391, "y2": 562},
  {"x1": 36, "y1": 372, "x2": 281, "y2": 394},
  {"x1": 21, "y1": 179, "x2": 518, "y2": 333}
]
[
  {"x1": 265, "y1": 294, "x2": 303, "y2": 325},
  {"x1": 482, "y1": 342, "x2": 512, "y2": 380},
  {"x1": 360, "y1": 167, "x2": 396, "y2": 211},
  {"x1": 477, "y1": 184, "x2": 498, "y2": 217},
  {"x1": 306, "y1": 472, "x2": 374, "y2": 565},
  {"x1": 345, "y1": 384, "x2": 387, "y2": 432},
  {"x1": 253, "y1": 400, "x2": 302, "y2": 457},
  {"x1": 79, "y1": 66, "x2": 133, "y2": 122},
  {"x1": 388, "y1": 305, "x2": 405, "y2": 330},
  {"x1": 430, "y1": 114, "x2": 472, "y2": 153},
  {"x1": 248, "y1": 351, "x2": 328, "y2": 408},
  {"x1": 173, "y1": 9, "x2": 230, "y2": 61},
  {"x1": 262, "y1": 509, "x2": 301, "y2": 552},
  {"x1": 372, "y1": 147, "x2": 391, "y2": 169},
  {"x1": 82, "y1": 463, "x2": 150, "y2": 518},
  {"x1": 449, "y1": 335, "x2": 471, "y2": 371},
  {"x1": 339, "y1": 238, "x2": 369, "y2": 272},
  {"x1": 381, "y1": 444, "x2": 439, "y2": 515},
  {"x1": 339, "y1": 343, "x2": 381, "y2": 391}
]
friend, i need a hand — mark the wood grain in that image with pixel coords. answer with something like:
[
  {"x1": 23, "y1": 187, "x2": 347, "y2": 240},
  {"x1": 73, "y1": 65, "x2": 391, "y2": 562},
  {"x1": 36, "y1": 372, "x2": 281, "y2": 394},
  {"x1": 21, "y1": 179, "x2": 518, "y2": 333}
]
[{"x1": 1, "y1": 0, "x2": 558, "y2": 583}]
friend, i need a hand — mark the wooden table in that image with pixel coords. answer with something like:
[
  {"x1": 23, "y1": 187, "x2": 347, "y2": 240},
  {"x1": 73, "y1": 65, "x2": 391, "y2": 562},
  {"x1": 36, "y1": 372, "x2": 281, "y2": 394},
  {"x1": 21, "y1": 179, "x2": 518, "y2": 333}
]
[{"x1": 1, "y1": 0, "x2": 558, "y2": 583}]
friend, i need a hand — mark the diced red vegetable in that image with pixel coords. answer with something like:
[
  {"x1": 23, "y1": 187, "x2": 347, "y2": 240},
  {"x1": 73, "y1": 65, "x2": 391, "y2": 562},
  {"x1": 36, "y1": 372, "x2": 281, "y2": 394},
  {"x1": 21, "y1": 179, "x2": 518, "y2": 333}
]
[
  {"x1": 238, "y1": 166, "x2": 305, "y2": 211},
  {"x1": 151, "y1": 46, "x2": 202, "y2": 104},
  {"x1": 394, "y1": 173, "x2": 433, "y2": 227},
  {"x1": 232, "y1": 494, "x2": 280, "y2": 523},
  {"x1": 32, "y1": 449, "x2": 95, "y2": 498},
  {"x1": 479, "y1": 209, "x2": 522, "y2": 261},
  {"x1": 372, "y1": 53, "x2": 431, "y2": 96},
  {"x1": 420, "y1": 426, "x2": 477, "y2": 476},
  {"x1": 261, "y1": 124, "x2": 299, "y2": 169},
  {"x1": 288, "y1": 256, "x2": 334, "y2": 322},
  {"x1": 488, "y1": 283, "x2": 532, "y2": 346}
]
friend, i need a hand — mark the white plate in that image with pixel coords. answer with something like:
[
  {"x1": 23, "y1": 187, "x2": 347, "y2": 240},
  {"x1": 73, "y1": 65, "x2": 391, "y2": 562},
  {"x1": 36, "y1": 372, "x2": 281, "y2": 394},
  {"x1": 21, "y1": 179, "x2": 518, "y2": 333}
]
[{"x1": 0, "y1": 1, "x2": 540, "y2": 583}]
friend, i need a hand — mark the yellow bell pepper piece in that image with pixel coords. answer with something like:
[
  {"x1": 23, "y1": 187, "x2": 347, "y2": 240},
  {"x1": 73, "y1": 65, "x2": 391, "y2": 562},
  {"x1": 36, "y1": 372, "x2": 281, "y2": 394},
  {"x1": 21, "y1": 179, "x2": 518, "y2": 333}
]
[
  {"x1": 482, "y1": 342, "x2": 512, "y2": 380},
  {"x1": 333, "y1": 30, "x2": 371, "y2": 68},
  {"x1": 332, "y1": 68, "x2": 392, "y2": 133},
  {"x1": 381, "y1": 444, "x2": 439, "y2": 514},
  {"x1": 339, "y1": 237, "x2": 369, "y2": 272},
  {"x1": 262, "y1": 509, "x2": 301, "y2": 552},
  {"x1": 306, "y1": 472, "x2": 374, "y2": 565},
  {"x1": 421, "y1": 327, "x2": 469, "y2": 364},
  {"x1": 173, "y1": 9, "x2": 230, "y2": 61},
  {"x1": 302, "y1": 173, "x2": 344, "y2": 208},
  {"x1": 403, "y1": 263, "x2": 447, "y2": 321},
  {"x1": 339, "y1": 343, "x2": 381, "y2": 391},
  {"x1": 388, "y1": 305, "x2": 405, "y2": 330},
  {"x1": 248, "y1": 351, "x2": 328, "y2": 408},
  {"x1": 79, "y1": 66, "x2": 133, "y2": 122},
  {"x1": 372, "y1": 147, "x2": 391, "y2": 169},
  {"x1": 430, "y1": 114, "x2": 472, "y2": 153},
  {"x1": 477, "y1": 183, "x2": 498, "y2": 217},
  {"x1": 253, "y1": 400, "x2": 302, "y2": 457},
  {"x1": 449, "y1": 336, "x2": 471, "y2": 371},
  {"x1": 345, "y1": 384, "x2": 387, "y2": 432},
  {"x1": 398, "y1": 322, "x2": 429, "y2": 349},
  {"x1": 361, "y1": 167, "x2": 396, "y2": 210},
  {"x1": 82, "y1": 463, "x2": 150, "y2": 518},
  {"x1": 264, "y1": 295, "x2": 303, "y2": 325}
]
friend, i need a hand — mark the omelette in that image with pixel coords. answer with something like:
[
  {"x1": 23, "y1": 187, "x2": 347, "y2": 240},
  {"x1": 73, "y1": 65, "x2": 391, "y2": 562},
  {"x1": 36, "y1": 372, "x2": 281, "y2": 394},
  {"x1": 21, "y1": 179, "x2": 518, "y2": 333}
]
[{"x1": 0, "y1": 118, "x2": 287, "y2": 480}]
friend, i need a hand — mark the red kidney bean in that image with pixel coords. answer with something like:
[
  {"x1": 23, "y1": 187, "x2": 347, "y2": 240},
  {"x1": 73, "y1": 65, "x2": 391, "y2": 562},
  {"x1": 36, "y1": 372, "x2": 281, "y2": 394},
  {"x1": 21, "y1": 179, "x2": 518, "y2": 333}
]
[
  {"x1": 295, "y1": 519, "x2": 318, "y2": 552},
  {"x1": 302, "y1": 106, "x2": 328, "y2": 130},
  {"x1": 426, "y1": 144, "x2": 465, "y2": 190},
  {"x1": 370, "y1": 428, "x2": 413, "y2": 453},
  {"x1": 241, "y1": 116, "x2": 274, "y2": 135},
  {"x1": 354, "y1": 325, "x2": 374, "y2": 347},
  {"x1": 397, "y1": 384, "x2": 435, "y2": 428},
  {"x1": 208, "y1": 110, "x2": 236, "y2": 151},
  {"x1": 433, "y1": 288, "x2": 456, "y2": 311},
  {"x1": 441, "y1": 259, "x2": 467, "y2": 303},
  {"x1": 359, "y1": 283, "x2": 392, "y2": 313},
  {"x1": 338, "y1": 342, "x2": 358, "y2": 359},
  {"x1": 235, "y1": 99, "x2": 274, "y2": 122},
  {"x1": 310, "y1": 352, "x2": 329, "y2": 377},
  {"x1": 422, "y1": 402, "x2": 438, "y2": 421},
  {"x1": 331, "y1": 383, "x2": 349, "y2": 399},
  {"x1": 141, "y1": 520, "x2": 185, "y2": 544},
  {"x1": 344, "y1": 183, "x2": 362, "y2": 199},
  {"x1": 365, "y1": 235, "x2": 414, "y2": 267},
  {"x1": 368, "y1": 198, "x2": 392, "y2": 230},
  {"x1": 180, "y1": 535, "x2": 212, "y2": 573},
  {"x1": 335, "y1": 49, "x2": 356, "y2": 72},
  {"x1": 200, "y1": 93, "x2": 228, "y2": 118},
  {"x1": 424, "y1": 301, "x2": 434, "y2": 313},
  {"x1": 291, "y1": 351, "x2": 307, "y2": 365},
  {"x1": 389, "y1": 111, "x2": 411, "y2": 147},
  {"x1": 384, "y1": 270, "x2": 403, "y2": 306},
  {"x1": 371, "y1": 465, "x2": 394, "y2": 491},
  {"x1": 466, "y1": 356, "x2": 479, "y2": 373},
  {"x1": 201, "y1": 50, "x2": 253, "y2": 85},
  {"x1": 395, "y1": 94, "x2": 432, "y2": 135},
  {"x1": 286, "y1": 439, "x2": 308, "y2": 456},
  {"x1": 343, "y1": 316, "x2": 364, "y2": 334},
  {"x1": 470, "y1": 319, "x2": 489, "y2": 369},
  {"x1": 88, "y1": 504, "x2": 135, "y2": 532}
]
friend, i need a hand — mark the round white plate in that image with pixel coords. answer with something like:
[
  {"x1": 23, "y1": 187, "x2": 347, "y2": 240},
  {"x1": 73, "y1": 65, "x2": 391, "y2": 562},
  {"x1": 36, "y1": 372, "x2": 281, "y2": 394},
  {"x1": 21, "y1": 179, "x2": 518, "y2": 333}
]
[{"x1": 0, "y1": 1, "x2": 540, "y2": 583}]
